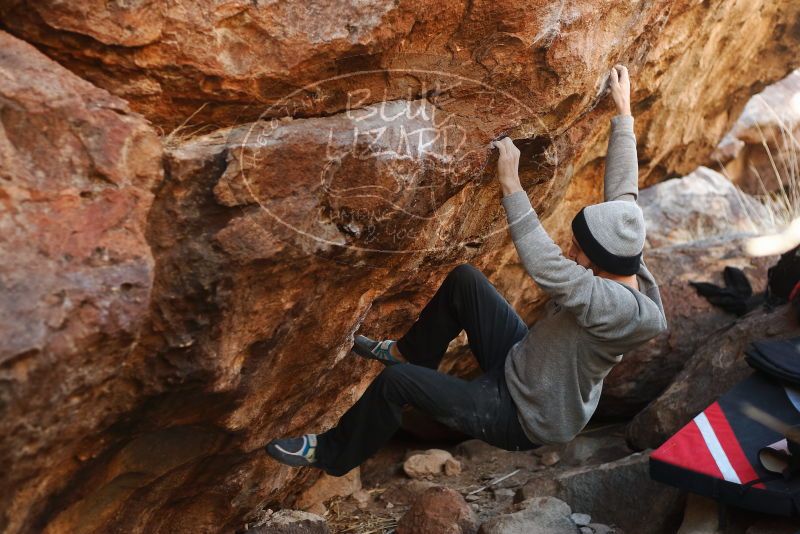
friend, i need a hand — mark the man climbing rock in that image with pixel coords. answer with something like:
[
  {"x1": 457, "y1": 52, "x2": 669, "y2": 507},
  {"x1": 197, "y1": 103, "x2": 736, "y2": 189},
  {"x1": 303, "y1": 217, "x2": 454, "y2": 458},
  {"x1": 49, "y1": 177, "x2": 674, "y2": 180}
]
[{"x1": 265, "y1": 65, "x2": 668, "y2": 474}]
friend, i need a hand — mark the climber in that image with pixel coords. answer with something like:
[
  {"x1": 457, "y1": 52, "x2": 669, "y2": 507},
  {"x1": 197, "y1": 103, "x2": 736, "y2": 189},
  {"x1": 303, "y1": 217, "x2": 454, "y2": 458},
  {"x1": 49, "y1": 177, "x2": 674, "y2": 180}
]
[{"x1": 264, "y1": 64, "x2": 668, "y2": 475}]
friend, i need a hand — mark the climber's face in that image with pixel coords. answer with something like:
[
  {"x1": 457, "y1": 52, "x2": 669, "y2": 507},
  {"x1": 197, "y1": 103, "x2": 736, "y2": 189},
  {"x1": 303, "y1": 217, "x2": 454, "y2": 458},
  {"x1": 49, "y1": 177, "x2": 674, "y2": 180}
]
[{"x1": 568, "y1": 234, "x2": 592, "y2": 269}]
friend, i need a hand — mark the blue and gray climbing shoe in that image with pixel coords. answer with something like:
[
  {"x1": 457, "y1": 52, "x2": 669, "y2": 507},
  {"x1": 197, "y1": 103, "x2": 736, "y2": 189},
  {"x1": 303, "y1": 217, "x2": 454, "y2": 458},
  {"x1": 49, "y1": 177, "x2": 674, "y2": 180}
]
[
  {"x1": 265, "y1": 434, "x2": 317, "y2": 467},
  {"x1": 352, "y1": 335, "x2": 401, "y2": 366}
]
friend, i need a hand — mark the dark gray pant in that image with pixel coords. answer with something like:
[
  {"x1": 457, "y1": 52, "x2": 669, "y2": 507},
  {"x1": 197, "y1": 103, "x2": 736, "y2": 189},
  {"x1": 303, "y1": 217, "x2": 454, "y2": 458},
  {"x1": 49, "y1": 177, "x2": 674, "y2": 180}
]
[{"x1": 315, "y1": 264, "x2": 537, "y2": 476}]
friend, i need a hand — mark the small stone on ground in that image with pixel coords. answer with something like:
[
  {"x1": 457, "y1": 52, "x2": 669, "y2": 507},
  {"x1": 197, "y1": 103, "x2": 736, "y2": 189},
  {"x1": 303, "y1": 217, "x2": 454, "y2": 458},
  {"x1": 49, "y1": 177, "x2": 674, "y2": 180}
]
[{"x1": 572, "y1": 512, "x2": 592, "y2": 526}]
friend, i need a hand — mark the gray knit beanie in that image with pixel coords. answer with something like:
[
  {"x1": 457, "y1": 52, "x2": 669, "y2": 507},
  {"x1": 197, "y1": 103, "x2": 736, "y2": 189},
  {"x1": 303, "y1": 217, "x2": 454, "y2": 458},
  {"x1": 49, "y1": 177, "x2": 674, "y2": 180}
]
[{"x1": 571, "y1": 200, "x2": 645, "y2": 275}]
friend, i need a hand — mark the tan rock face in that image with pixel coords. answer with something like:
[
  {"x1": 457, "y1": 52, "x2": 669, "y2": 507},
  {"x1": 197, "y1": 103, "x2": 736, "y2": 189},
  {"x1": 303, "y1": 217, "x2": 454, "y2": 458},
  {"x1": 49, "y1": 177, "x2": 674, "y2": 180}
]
[
  {"x1": 713, "y1": 69, "x2": 800, "y2": 195},
  {"x1": 0, "y1": 31, "x2": 162, "y2": 534},
  {"x1": 1, "y1": 1, "x2": 800, "y2": 534},
  {"x1": 638, "y1": 167, "x2": 770, "y2": 248},
  {"x1": 2, "y1": 0, "x2": 799, "y2": 183}
]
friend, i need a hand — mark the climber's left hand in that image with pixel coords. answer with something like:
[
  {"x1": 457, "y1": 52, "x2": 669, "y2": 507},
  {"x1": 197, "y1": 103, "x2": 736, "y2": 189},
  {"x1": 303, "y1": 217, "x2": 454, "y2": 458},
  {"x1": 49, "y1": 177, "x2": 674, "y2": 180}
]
[
  {"x1": 608, "y1": 64, "x2": 631, "y2": 116},
  {"x1": 491, "y1": 137, "x2": 523, "y2": 197}
]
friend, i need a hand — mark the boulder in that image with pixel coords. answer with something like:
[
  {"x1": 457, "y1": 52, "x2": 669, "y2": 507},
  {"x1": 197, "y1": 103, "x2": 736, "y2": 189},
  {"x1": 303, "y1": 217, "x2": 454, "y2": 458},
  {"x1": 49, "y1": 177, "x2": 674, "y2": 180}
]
[
  {"x1": 0, "y1": 30, "x2": 163, "y2": 534},
  {"x1": 1, "y1": 0, "x2": 800, "y2": 532},
  {"x1": 2, "y1": 0, "x2": 798, "y2": 190},
  {"x1": 675, "y1": 494, "x2": 720, "y2": 534},
  {"x1": 396, "y1": 486, "x2": 479, "y2": 534},
  {"x1": 454, "y1": 439, "x2": 503, "y2": 462},
  {"x1": 571, "y1": 512, "x2": 591, "y2": 526},
  {"x1": 380, "y1": 479, "x2": 440, "y2": 507},
  {"x1": 294, "y1": 468, "x2": 361, "y2": 516},
  {"x1": 514, "y1": 452, "x2": 684, "y2": 534},
  {"x1": 712, "y1": 69, "x2": 800, "y2": 195},
  {"x1": 478, "y1": 496, "x2": 575, "y2": 534},
  {"x1": 404, "y1": 449, "x2": 461, "y2": 479},
  {"x1": 445, "y1": 458, "x2": 463, "y2": 476},
  {"x1": 638, "y1": 167, "x2": 768, "y2": 249},
  {"x1": 249, "y1": 510, "x2": 330, "y2": 534},
  {"x1": 560, "y1": 429, "x2": 631, "y2": 467},
  {"x1": 540, "y1": 451, "x2": 561, "y2": 467},
  {"x1": 627, "y1": 304, "x2": 800, "y2": 450}
]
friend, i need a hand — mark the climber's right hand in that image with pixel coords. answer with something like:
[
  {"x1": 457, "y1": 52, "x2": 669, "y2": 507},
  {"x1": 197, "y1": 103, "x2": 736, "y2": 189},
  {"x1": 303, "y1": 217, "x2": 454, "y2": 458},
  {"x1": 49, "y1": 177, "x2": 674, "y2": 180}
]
[
  {"x1": 608, "y1": 64, "x2": 631, "y2": 116},
  {"x1": 491, "y1": 137, "x2": 523, "y2": 197}
]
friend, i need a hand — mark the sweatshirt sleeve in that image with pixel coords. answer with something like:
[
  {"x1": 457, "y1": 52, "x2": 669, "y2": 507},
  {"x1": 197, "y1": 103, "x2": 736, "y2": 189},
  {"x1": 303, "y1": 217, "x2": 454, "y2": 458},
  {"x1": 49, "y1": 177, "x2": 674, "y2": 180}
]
[
  {"x1": 603, "y1": 114, "x2": 639, "y2": 203},
  {"x1": 501, "y1": 190, "x2": 640, "y2": 340}
]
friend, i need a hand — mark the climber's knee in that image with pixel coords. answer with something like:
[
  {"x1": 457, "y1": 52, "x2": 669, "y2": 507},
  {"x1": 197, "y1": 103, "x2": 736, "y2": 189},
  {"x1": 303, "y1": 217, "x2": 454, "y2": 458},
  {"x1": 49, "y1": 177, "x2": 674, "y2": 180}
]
[{"x1": 446, "y1": 263, "x2": 483, "y2": 286}]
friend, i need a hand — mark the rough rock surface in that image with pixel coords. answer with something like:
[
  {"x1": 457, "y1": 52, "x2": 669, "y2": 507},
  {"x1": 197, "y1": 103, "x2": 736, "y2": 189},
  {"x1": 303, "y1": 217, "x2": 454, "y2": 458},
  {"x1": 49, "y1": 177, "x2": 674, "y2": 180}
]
[
  {"x1": 571, "y1": 512, "x2": 591, "y2": 526},
  {"x1": 0, "y1": 31, "x2": 163, "y2": 534},
  {"x1": 380, "y1": 479, "x2": 440, "y2": 507},
  {"x1": 404, "y1": 449, "x2": 461, "y2": 479},
  {"x1": 294, "y1": 468, "x2": 361, "y2": 516},
  {"x1": 1, "y1": 2, "x2": 800, "y2": 534},
  {"x1": 514, "y1": 452, "x2": 684, "y2": 534},
  {"x1": 676, "y1": 494, "x2": 722, "y2": 534},
  {"x1": 713, "y1": 69, "x2": 800, "y2": 195},
  {"x1": 1, "y1": 0, "x2": 799, "y2": 183},
  {"x1": 455, "y1": 439, "x2": 541, "y2": 469},
  {"x1": 249, "y1": 510, "x2": 330, "y2": 534},
  {"x1": 396, "y1": 486, "x2": 478, "y2": 534},
  {"x1": 478, "y1": 496, "x2": 575, "y2": 534},
  {"x1": 638, "y1": 167, "x2": 768, "y2": 249},
  {"x1": 559, "y1": 431, "x2": 631, "y2": 467},
  {"x1": 627, "y1": 305, "x2": 800, "y2": 450}
]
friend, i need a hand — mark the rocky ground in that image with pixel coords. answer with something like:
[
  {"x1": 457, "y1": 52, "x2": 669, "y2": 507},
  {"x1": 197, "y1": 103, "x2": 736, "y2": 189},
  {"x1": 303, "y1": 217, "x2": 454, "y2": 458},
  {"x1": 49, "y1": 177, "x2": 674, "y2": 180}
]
[
  {"x1": 243, "y1": 420, "x2": 799, "y2": 533},
  {"x1": 243, "y1": 424, "x2": 654, "y2": 534}
]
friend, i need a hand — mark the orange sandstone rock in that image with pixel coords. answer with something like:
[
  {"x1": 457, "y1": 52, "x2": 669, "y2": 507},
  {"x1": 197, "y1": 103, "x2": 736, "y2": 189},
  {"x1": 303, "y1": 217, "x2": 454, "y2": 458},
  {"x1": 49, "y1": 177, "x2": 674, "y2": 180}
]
[
  {"x1": 0, "y1": 1, "x2": 799, "y2": 533},
  {"x1": 0, "y1": 30, "x2": 162, "y2": 534}
]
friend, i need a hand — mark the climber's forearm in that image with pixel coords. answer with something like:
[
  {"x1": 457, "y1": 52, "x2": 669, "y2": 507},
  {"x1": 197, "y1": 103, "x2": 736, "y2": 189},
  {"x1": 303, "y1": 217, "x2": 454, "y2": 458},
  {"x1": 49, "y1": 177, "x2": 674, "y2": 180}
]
[
  {"x1": 603, "y1": 114, "x2": 639, "y2": 202},
  {"x1": 603, "y1": 64, "x2": 638, "y2": 202}
]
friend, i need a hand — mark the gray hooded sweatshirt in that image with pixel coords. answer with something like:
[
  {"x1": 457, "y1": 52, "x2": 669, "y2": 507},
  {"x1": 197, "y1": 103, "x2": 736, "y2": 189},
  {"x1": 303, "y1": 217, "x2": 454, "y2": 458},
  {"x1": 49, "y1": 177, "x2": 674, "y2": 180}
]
[{"x1": 500, "y1": 114, "x2": 669, "y2": 445}]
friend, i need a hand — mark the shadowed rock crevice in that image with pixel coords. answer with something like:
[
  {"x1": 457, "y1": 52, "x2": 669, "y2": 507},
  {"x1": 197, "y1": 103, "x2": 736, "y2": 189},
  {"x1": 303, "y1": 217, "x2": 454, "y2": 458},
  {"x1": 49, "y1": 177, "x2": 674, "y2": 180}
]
[
  {"x1": 515, "y1": 135, "x2": 556, "y2": 188},
  {"x1": 32, "y1": 425, "x2": 232, "y2": 533}
]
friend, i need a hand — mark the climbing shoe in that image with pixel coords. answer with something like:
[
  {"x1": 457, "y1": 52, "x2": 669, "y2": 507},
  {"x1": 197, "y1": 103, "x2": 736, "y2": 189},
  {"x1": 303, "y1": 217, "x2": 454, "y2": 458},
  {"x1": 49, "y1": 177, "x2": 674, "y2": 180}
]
[
  {"x1": 352, "y1": 335, "x2": 401, "y2": 366},
  {"x1": 265, "y1": 434, "x2": 317, "y2": 467}
]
